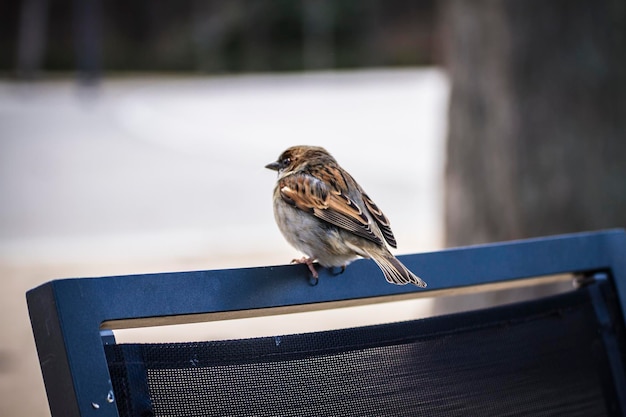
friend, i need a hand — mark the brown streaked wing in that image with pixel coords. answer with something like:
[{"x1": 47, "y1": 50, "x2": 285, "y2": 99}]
[
  {"x1": 278, "y1": 173, "x2": 329, "y2": 213},
  {"x1": 362, "y1": 192, "x2": 397, "y2": 248},
  {"x1": 323, "y1": 191, "x2": 383, "y2": 245},
  {"x1": 279, "y1": 173, "x2": 384, "y2": 246}
]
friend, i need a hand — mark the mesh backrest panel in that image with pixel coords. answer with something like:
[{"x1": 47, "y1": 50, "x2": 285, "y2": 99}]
[{"x1": 106, "y1": 290, "x2": 614, "y2": 417}]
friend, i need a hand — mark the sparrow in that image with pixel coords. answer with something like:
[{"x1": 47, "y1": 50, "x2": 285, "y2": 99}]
[{"x1": 265, "y1": 145, "x2": 426, "y2": 287}]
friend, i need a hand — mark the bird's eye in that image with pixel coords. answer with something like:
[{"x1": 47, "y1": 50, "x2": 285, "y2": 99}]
[{"x1": 282, "y1": 157, "x2": 291, "y2": 167}]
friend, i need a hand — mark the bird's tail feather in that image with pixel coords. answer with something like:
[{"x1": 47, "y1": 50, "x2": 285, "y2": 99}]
[{"x1": 369, "y1": 251, "x2": 427, "y2": 287}]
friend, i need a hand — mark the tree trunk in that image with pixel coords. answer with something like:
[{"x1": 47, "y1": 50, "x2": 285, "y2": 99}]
[{"x1": 438, "y1": 0, "x2": 626, "y2": 311}]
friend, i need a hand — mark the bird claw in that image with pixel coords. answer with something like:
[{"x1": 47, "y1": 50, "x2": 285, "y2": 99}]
[
  {"x1": 291, "y1": 257, "x2": 319, "y2": 284},
  {"x1": 329, "y1": 265, "x2": 346, "y2": 276}
]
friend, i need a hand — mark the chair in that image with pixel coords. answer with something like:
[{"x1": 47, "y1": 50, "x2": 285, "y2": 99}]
[{"x1": 27, "y1": 229, "x2": 626, "y2": 416}]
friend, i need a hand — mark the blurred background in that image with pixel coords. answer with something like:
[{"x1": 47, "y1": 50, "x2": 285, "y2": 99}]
[{"x1": 1, "y1": 0, "x2": 625, "y2": 415}]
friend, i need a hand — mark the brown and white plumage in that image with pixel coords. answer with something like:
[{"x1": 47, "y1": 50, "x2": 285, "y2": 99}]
[{"x1": 266, "y1": 145, "x2": 426, "y2": 287}]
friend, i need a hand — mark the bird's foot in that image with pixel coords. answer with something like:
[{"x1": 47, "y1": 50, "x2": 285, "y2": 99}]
[
  {"x1": 291, "y1": 257, "x2": 319, "y2": 285},
  {"x1": 329, "y1": 265, "x2": 347, "y2": 276}
]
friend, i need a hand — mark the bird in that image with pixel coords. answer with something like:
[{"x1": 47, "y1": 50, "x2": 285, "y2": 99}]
[{"x1": 265, "y1": 145, "x2": 426, "y2": 287}]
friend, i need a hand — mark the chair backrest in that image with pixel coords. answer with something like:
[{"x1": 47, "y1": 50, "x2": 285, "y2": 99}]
[{"x1": 27, "y1": 230, "x2": 626, "y2": 417}]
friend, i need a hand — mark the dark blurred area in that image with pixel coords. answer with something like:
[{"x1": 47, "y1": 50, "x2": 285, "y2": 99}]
[
  {"x1": 442, "y1": 0, "x2": 626, "y2": 246},
  {"x1": 3, "y1": 0, "x2": 438, "y2": 78},
  {"x1": 436, "y1": 0, "x2": 626, "y2": 315}
]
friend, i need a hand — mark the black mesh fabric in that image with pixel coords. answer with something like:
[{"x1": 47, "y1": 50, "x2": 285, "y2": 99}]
[{"x1": 105, "y1": 289, "x2": 619, "y2": 417}]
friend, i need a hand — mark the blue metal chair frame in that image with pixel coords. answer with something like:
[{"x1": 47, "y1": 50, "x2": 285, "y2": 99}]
[{"x1": 27, "y1": 229, "x2": 626, "y2": 417}]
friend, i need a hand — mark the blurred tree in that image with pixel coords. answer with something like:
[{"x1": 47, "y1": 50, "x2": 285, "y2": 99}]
[
  {"x1": 243, "y1": 0, "x2": 270, "y2": 72},
  {"x1": 444, "y1": 0, "x2": 626, "y2": 245},
  {"x1": 191, "y1": 0, "x2": 239, "y2": 73},
  {"x1": 16, "y1": 0, "x2": 49, "y2": 78},
  {"x1": 6, "y1": 0, "x2": 437, "y2": 75},
  {"x1": 302, "y1": 0, "x2": 334, "y2": 69},
  {"x1": 438, "y1": 0, "x2": 626, "y2": 309}
]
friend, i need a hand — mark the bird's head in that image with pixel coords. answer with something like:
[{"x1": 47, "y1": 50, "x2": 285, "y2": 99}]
[{"x1": 265, "y1": 145, "x2": 334, "y2": 176}]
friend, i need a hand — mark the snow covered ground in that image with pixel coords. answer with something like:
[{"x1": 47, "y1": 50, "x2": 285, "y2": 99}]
[{"x1": 1, "y1": 68, "x2": 448, "y2": 267}]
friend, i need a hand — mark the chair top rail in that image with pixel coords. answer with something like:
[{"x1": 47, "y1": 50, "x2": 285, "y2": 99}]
[{"x1": 29, "y1": 229, "x2": 626, "y2": 328}]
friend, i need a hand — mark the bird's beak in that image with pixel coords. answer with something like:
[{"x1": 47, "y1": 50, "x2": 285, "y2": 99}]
[{"x1": 265, "y1": 161, "x2": 280, "y2": 171}]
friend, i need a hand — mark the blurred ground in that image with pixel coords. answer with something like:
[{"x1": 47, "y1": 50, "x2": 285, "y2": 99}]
[{"x1": 0, "y1": 68, "x2": 448, "y2": 416}]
